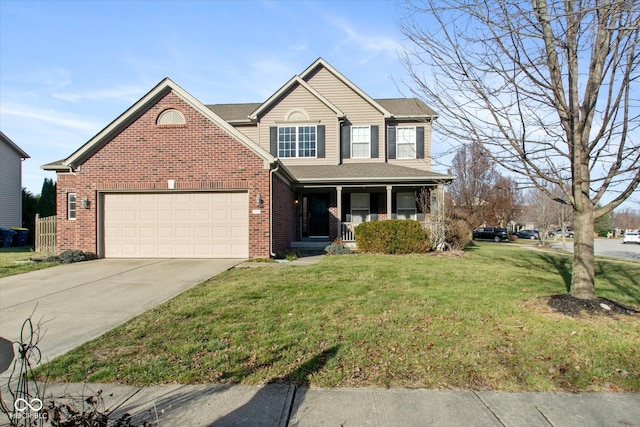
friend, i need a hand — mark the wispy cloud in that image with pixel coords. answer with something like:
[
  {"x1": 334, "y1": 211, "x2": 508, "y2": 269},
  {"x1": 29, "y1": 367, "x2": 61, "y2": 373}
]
[
  {"x1": 1, "y1": 103, "x2": 101, "y2": 133},
  {"x1": 51, "y1": 84, "x2": 145, "y2": 103},
  {"x1": 335, "y1": 18, "x2": 404, "y2": 57},
  {"x1": 312, "y1": 8, "x2": 404, "y2": 61}
]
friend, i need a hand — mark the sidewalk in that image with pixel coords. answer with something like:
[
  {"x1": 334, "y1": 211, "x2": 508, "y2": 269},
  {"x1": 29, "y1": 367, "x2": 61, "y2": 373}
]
[{"x1": 31, "y1": 382, "x2": 640, "y2": 426}]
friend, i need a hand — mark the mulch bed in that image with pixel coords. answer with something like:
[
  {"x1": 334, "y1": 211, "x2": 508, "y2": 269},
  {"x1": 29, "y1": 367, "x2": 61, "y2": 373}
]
[{"x1": 548, "y1": 294, "x2": 640, "y2": 318}]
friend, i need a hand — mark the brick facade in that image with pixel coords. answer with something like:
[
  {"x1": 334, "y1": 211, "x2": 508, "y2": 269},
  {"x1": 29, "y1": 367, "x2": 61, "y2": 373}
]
[
  {"x1": 56, "y1": 90, "x2": 272, "y2": 258},
  {"x1": 270, "y1": 174, "x2": 296, "y2": 255}
]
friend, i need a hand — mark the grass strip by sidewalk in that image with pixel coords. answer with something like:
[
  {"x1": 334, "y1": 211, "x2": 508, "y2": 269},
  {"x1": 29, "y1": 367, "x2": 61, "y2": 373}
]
[
  {"x1": 41, "y1": 244, "x2": 640, "y2": 391},
  {"x1": 0, "y1": 247, "x2": 57, "y2": 278}
]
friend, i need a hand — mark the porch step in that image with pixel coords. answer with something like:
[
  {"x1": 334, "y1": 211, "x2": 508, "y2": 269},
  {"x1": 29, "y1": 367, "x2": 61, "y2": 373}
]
[{"x1": 290, "y1": 240, "x2": 331, "y2": 256}]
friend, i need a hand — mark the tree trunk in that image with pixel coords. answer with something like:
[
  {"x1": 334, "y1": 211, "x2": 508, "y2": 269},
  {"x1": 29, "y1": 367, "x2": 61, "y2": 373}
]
[{"x1": 570, "y1": 209, "x2": 596, "y2": 299}]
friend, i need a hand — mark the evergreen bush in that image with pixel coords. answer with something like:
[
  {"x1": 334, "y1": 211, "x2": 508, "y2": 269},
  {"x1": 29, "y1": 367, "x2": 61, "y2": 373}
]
[{"x1": 355, "y1": 220, "x2": 431, "y2": 254}]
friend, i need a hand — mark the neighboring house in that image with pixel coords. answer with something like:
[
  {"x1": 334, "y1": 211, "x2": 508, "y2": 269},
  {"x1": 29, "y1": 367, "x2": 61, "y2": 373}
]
[
  {"x1": 43, "y1": 58, "x2": 454, "y2": 259},
  {"x1": 0, "y1": 131, "x2": 30, "y2": 228}
]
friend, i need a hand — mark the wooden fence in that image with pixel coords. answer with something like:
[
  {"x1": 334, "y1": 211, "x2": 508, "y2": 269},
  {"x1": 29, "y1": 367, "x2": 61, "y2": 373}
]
[{"x1": 35, "y1": 214, "x2": 56, "y2": 253}]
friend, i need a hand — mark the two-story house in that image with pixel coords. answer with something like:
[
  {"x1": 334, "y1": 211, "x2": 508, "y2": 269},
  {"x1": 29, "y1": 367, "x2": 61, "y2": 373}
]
[
  {"x1": 43, "y1": 58, "x2": 453, "y2": 258},
  {"x1": 1, "y1": 131, "x2": 30, "y2": 229}
]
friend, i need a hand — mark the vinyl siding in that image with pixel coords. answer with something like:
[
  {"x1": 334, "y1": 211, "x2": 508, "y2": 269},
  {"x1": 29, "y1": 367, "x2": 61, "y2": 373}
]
[
  {"x1": 236, "y1": 124, "x2": 258, "y2": 143},
  {"x1": 305, "y1": 67, "x2": 385, "y2": 164},
  {"x1": 0, "y1": 141, "x2": 23, "y2": 227},
  {"x1": 257, "y1": 83, "x2": 339, "y2": 165}
]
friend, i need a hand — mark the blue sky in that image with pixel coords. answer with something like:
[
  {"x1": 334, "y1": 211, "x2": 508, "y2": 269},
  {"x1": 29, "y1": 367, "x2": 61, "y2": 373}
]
[
  {"x1": 1, "y1": 0, "x2": 430, "y2": 194},
  {"x1": 2, "y1": 0, "x2": 637, "y2": 210}
]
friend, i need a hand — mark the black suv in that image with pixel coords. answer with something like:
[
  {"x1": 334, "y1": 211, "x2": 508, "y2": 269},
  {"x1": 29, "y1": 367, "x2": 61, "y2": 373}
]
[{"x1": 472, "y1": 227, "x2": 509, "y2": 242}]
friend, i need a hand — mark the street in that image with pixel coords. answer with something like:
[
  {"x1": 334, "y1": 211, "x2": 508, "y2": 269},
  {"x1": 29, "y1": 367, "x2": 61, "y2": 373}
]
[{"x1": 549, "y1": 237, "x2": 640, "y2": 262}]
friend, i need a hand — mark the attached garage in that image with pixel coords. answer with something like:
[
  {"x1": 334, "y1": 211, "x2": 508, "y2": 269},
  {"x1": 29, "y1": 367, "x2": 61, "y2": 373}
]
[{"x1": 102, "y1": 192, "x2": 248, "y2": 258}]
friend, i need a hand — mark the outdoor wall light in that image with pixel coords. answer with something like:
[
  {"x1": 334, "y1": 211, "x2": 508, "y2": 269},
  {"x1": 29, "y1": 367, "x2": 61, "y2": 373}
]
[
  {"x1": 81, "y1": 197, "x2": 91, "y2": 209},
  {"x1": 255, "y1": 194, "x2": 263, "y2": 208}
]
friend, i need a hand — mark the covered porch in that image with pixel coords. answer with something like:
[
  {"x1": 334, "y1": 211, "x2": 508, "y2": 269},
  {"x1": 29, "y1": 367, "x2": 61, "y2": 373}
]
[{"x1": 285, "y1": 164, "x2": 454, "y2": 250}]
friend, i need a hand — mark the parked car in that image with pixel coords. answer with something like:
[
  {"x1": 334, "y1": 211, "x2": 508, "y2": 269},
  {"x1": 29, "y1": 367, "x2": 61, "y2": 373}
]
[
  {"x1": 549, "y1": 229, "x2": 574, "y2": 238},
  {"x1": 514, "y1": 229, "x2": 539, "y2": 240},
  {"x1": 622, "y1": 232, "x2": 640, "y2": 244},
  {"x1": 472, "y1": 227, "x2": 509, "y2": 242}
]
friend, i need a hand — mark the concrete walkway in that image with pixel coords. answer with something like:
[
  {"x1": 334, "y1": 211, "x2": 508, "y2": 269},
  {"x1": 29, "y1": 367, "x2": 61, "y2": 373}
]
[
  {"x1": 36, "y1": 382, "x2": 640, "y2": 426},
  {"x1": 0, "y1": 258, "x2": 243, "y2": 362}
]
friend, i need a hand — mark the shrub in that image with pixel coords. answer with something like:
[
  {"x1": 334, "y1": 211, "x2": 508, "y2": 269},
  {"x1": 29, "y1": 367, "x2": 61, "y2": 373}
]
[
  {"x1": 444, "y1": 219, "x2": 472, "y2": 250},
  {"x1": 45, "y1": 250, "x2": 97, "y2": 264},
  {"x1": 275, "y1": 248, "x2": 301, "y2": 261},
  {"x1": 356, "y1": 220, "x2": 431, "y2": 254},
  {"x1": 325, "y1": 240, "x2": 353, "y2": 255}
]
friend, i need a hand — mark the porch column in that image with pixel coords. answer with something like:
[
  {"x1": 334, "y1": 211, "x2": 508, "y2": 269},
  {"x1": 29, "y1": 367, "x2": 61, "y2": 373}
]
[
  {"x1": 336, "y1": 186, "x2": 342, "y2": 239},
  {"x1": 386, "y1": 185, "x2": 392, "y2": 220}
]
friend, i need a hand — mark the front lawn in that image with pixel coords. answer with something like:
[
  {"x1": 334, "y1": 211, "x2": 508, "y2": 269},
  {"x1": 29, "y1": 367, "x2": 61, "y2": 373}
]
[
  {"x1": 0, "y1": 247, "x2": 58, "y2": 278},
  {"x1": 41, "y1": 243, "x2": 640, "y2": 391}
]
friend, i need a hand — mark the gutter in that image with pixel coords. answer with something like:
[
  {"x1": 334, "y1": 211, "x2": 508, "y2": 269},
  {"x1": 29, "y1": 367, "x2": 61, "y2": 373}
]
[{"x1": 269, "y1": 162, "x2": 280, "y2": 258}]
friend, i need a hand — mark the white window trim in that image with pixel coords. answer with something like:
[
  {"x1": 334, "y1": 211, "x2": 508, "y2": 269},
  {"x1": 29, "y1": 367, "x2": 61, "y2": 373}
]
[
  {"x1": 68, "y1": 192, "x2": 77, "y2": 220},
  {"x1": 396, "y1": 126, "x2": 417, "y2": 159},
  {"x1": 351, "y1": 125, "x2": 371, "y2": 159},
  {"x1": 278, "y1": 125, "x2": 317, "y2": 158}
]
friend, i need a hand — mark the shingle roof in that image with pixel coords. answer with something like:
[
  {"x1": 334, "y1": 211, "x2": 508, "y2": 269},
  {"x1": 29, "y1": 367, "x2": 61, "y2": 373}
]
[
  {"x1": 207, "y1": 98, "x2": 436, "y2": 122},
  {"x1": 285, "y1": 163, "x2": 453, "y2": 184},
  {"x1": 206, "y1": 103, "x2": 260, "y2": 122},
  {"x1": 376, "y1": 98, "x2": 437, "y2": 118}
]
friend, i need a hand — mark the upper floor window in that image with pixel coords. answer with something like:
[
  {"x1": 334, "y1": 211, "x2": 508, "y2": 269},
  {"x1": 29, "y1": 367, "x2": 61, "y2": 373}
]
[
  {"x1": 351, "y1": 126, "x2": 370, "y2": 158},
  {"x1": 278, "y1": 125, "x2": 316, "y2": 158},
  {"x1": 388, "y1": 125, "x2": 424, "y2": 160},
  {"x1": 396, "y1": 127, "x2": 416, "y2": 159},
  {"x1": 68, "y1": 193, "x2": 77, "y2": 220}
]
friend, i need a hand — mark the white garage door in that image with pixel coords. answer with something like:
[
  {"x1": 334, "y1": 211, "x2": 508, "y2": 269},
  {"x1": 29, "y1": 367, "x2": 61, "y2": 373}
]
[{"x1": 103, "y1": 192, "x2": 248, "y2": 258}]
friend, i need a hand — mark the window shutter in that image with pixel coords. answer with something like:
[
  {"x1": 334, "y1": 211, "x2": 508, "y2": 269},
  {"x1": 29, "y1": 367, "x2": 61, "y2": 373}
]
[
  {"x1": 341, "y1": 125, "x2": 351, "y2": 159},
  {"x1": 387, "y1": 126, "x2": 396, "y2": 160},
  {"x1": 371, "y1": 125, "x2": 379, "y2": 158},
  {"x1": 270, "y1": 127, "x2": 278, "y2": 156},
  {"x1": 317, "y1": 125, "x2": 325, "y2": 158},
  {"x1": 416, "y1": 126, "x2": 425, "y2": 159}
]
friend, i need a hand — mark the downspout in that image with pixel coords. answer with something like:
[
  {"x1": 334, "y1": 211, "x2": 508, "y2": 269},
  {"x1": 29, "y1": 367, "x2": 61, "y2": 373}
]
[{"x1": 270, "y1": 162, "x2": 280, "y2": 257}]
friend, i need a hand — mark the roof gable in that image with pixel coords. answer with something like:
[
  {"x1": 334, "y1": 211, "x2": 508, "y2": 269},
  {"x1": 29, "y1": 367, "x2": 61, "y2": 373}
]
[
  {"x1": 0, "y1": 131, "x2": 30, "y2": 159},
  {"x1": 55, "y1": 79, "x2": 274, "y2": 169},
  {"x1": 300, "y1": 58, "x2": 392, "y2": 118},
  {"x1": 248, "y1": 58, "x2": 399, "y2": 121},
  {"x1": 249, "y1": 75, "x2": 344, "y2": 120}
]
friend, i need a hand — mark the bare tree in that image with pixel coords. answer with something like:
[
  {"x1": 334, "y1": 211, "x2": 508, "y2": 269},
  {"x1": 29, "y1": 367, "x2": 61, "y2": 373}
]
[
  {"x1": 400, "y1": 0, "x2": 640, "y2": 299},
  {"x1": 613, "y1": 207, "x2": 640, "y2": 231},
  {"x1": 448, "y1": 140, "x2": 498, "y2": 228},
  {"x1": 524, "y1": 187, "x2": 557, "y2": 245},
  {"x1": 486, "y1": 176, "x2": 522, "y2": 229}
]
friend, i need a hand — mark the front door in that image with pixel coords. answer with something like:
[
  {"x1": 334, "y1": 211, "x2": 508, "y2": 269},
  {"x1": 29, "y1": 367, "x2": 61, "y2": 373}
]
[{"x1": 305, "y1": 194, "x2": 330, "y2": 237}]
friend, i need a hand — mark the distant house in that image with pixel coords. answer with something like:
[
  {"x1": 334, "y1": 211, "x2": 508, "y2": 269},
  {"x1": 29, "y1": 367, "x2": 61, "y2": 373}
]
[
  {"x1": 43, "y1": 58, "x2": 454, "y2": 258},
  {"x1": 0, "y1": 131, "x2": 30, "y2": 228}
]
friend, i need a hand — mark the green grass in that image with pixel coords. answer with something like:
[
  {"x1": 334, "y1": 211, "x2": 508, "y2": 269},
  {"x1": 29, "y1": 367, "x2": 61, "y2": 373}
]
[
  {"x1": 40, "y1": 243, "x2": 640, "y2": 391},
  {"x1": 0, "y1": 247, "x2": 58, "y2": 278}
]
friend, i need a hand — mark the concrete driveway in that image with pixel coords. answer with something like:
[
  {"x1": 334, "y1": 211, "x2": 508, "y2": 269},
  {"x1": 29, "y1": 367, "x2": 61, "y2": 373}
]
[{"x1": 0, "y1": 258, "x2": 243, "y2": 364}]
